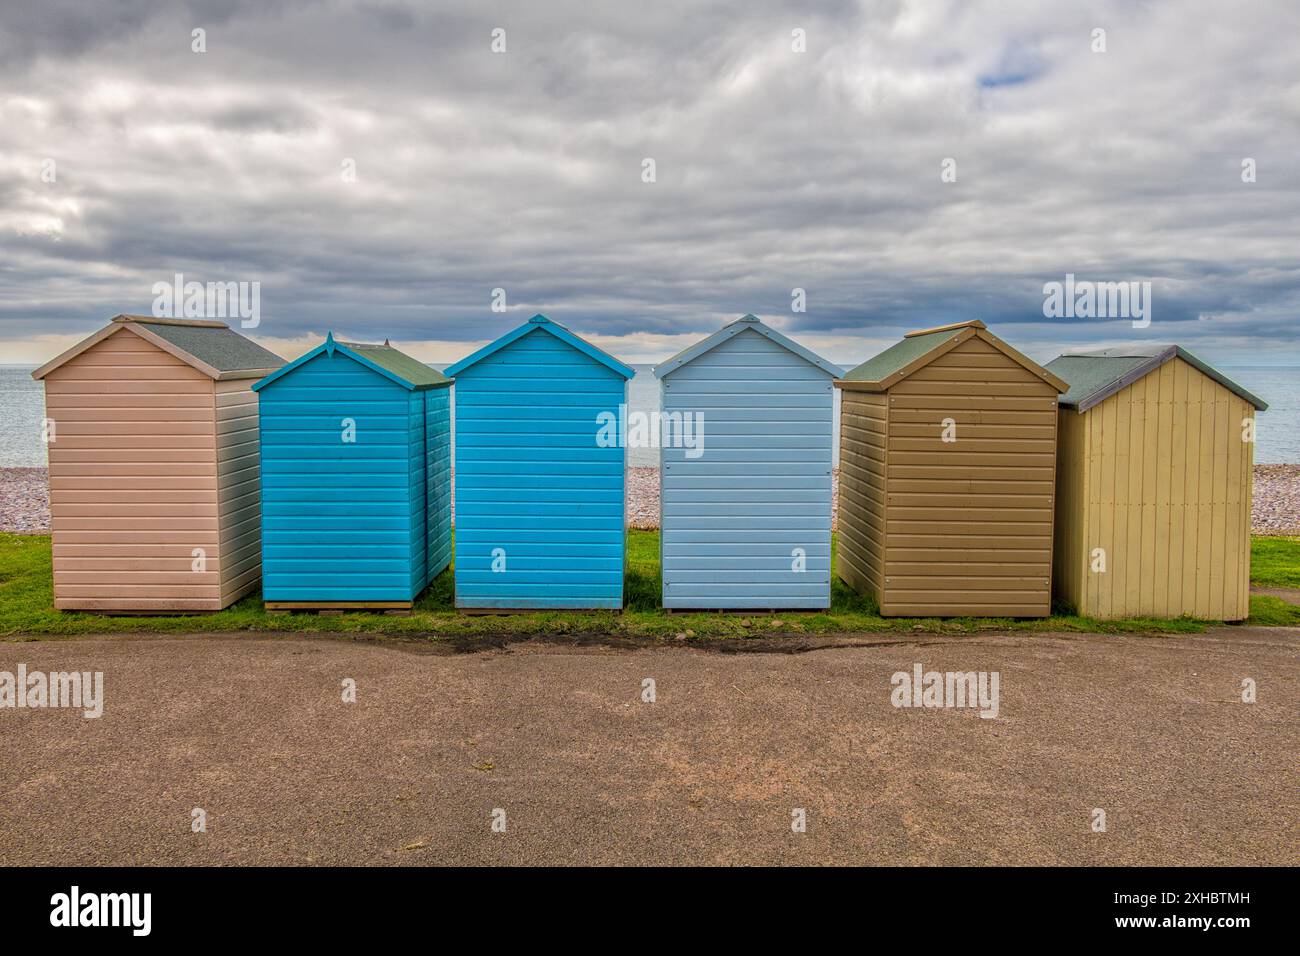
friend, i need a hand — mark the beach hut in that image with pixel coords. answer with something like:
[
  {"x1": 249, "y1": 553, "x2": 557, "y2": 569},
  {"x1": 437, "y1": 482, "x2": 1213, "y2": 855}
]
[
  {"x1": 1046, "y1": 345, "x2": 1266, "y2": 621},
  {"x1": 32, "y1": 314, "x2": 284, "y2": 612},
  {"x1": 835, "y1": 320, "x2": 1068, "y2": 617},
  {"x1": 251, "y1": 334, "x2": 452, "y2": 610},
  {"x1": 445, "y1": 314, "x2": 634, "y2": 610},
  {"x1": 654, "y1": 314, "x2": 840, "y2": 609}
]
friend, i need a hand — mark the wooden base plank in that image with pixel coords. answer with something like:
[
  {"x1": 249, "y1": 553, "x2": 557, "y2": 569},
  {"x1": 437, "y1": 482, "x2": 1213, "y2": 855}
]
[
  {"x1": 264, "y1": 600, "x2": 414, "y2": 612},
  {"x1": 457, "y1": 606, "x2": 624, "y2": 616}
]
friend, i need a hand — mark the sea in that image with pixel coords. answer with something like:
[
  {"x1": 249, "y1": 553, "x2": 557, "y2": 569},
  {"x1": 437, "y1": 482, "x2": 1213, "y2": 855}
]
[{"x1": 2, "y1": 363, "x2": 1296, "y2": 468}]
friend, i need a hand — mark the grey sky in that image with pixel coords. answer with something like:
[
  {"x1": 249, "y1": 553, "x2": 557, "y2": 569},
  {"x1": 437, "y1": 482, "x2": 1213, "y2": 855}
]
[{"x1": 2, "y1": 0, "x2": 1298, "y2": 366}]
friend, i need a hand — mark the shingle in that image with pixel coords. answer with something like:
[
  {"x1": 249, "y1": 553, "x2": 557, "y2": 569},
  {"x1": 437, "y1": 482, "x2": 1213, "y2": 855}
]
[
  {"x1": 838, "y1": 327, "x2": 964, "y2": 383},
  {"x1": 1046, "y1": 345, "x2": 1267, "y2": 411},
  {"x1": 127, "y1": 316, "x2": 284, "y2": 374},
  {"x1": 339, "y1": 341, "x2": 452, "y2": 390},
  {"x1": 1046, "y1": 354, "x2": 1154, "y2": 408}
]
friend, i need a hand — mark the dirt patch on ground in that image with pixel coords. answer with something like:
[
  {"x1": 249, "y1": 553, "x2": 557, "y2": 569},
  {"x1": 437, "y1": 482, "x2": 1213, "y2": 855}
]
[
  {"x1": 1, "y1": 627, "x2": 1294, "y2": 866},
  {"x1": 1251, "y1": 586, "x2": 1300, "y2": 605}
]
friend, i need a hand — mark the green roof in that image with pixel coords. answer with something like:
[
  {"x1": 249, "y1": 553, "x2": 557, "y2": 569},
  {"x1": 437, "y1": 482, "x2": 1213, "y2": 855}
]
[
  {"x1": 1046, "y1": 355, "x2": 1151, "y2": 409},
  {"x1": 253, "y1": 333, "x2": 452, "y2": 392},
  {"x1": 838, "y1": 326, "x2": 966, "y2": 384},
  {"x1": 125, "y1": 316, "x2": 284, "y2": 374},
  {"x1": 1046, "y1": 345, "x2": 1267, "y2": 412},
  {"x1": 339, "y1": 340, "x2": 452, "y2": 389}
]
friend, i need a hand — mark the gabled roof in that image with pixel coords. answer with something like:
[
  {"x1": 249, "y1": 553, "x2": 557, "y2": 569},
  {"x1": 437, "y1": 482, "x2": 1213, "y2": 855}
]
[
  {"x1": 654, "y1": 314, "x2": 841, "y2": 379},
  {"x1": 1046, "y1": 344, "x2": 1267, "y2": 412},
  {"x1": 252, "y1": 332, "x2": 452, "y2": 392},
  {"x1": 32, "y1": 314, "x2": 284, "y2": 381},
  {"x1": 836, "y1": 319, "x2": 1068, "y2": 393},
  {"x1": 443, "y1": 314, "x2": 635, "y2": 380}
]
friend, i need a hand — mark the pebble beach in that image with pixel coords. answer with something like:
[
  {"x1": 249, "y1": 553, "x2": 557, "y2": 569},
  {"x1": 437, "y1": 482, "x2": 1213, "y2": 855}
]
[{"x1": 4, "y1": 465, "x2": 1296, "y2": 535}]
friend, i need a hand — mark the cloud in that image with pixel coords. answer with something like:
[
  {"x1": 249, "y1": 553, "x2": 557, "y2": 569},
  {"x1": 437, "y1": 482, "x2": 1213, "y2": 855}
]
[{"x1": 1, "y1": 0, "x2": 1297, "y2": 367}]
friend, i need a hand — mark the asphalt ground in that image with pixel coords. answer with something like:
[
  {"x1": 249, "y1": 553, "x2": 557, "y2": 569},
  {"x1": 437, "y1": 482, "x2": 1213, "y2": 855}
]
[{"x1": 1, "y1": 627, "x2": 1295, "y2": 866}]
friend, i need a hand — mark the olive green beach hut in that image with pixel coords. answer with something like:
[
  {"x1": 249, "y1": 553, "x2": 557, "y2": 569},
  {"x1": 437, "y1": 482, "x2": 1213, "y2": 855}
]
[{"x1": 835, "y1": 320, "x2": 1068, "y2": 617}]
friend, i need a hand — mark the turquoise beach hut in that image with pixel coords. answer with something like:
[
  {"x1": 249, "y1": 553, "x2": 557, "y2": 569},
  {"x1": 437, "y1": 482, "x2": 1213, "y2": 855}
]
[
  {"x1": 251, "y1": 334, "x2": 453, "y2": 609},
  {"x1": 654, "y1": 315, "x2": 840, "y2": 609},
  {"x1": 445, "y1": 314, "x2": 635, "y2": 610}
]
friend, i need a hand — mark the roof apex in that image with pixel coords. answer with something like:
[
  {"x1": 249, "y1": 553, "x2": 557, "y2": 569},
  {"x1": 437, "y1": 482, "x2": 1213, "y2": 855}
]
[
  {"x1": 33, "y1": 313, "x2": 283, "y2": 381},
  {"x1": 904, "y1": 319, "x2": 986, "y2": 338},
  {"x1": 655, "y1": 314, "x2": 840, "y2": 379},
  {"x1": 112, "y1": 314, "x2": 228, "y2": 329},
  {"x1": 252, "y1": 335, "x2": 451, "y2": 392},
  {"x1": 444, "y1": 315, "x2": 634, "y2": 380},
  {"x1": 1046, "y1": 345, "x2": 1267, "y2": 411},
  {"x1": 837, "y1": 322, "x2": 1066, "y2": 393}
]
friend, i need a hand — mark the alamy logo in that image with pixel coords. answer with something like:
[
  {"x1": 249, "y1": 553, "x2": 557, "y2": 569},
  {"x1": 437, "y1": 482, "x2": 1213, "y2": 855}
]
[
  {"x1": 50, "y1": 886, "x2": 151, "y2": 936},
  {"x1": 596, "y1": 404, "x2": 705, "y2": 459},
  {"x1": 152, "y1": 272, "x2": 260, "y2": 328},
  {"x1": 1042, "y1": 273, "x2": 1151, "y2": 328},
  {"x1": 0, "y1": 665, "x2": 103, "y2": 718},
  {"x1": 891, "y1": 663, "x2": 1000, "y2": 719}
]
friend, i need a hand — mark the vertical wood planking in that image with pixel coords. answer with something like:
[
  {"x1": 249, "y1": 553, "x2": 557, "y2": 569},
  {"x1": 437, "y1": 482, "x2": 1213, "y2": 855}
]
[{"x1": 1069, "y1": 357, "x2": 1254, "y2": 620}]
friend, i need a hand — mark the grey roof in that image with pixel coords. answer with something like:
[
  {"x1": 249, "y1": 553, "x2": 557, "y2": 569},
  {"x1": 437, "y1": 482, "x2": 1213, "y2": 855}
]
[
  {"x1": 654, "y1": 314, "x2": 841, "y2": 379},
  {"x1": 32, "y1": 314, "x2": 284, "y2": 381},
  {"x1": 337, "y1": 340, "x2": 452, "y2": 390},
  {"x1": 1046, "y1": 344, "x2": 1267, "y2": 412},
  {"x1": 122, "y1": 315, "x2": 284, "y2": 374}
]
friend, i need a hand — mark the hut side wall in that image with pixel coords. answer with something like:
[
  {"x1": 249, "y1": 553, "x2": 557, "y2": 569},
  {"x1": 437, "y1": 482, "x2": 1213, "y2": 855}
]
[
  {"x1": 258, "y1": 352, "x2": 419, "y2": 603},
  {"x1": 880, "y1": 334, "x2": 1059, "y2": 616},
  {"x1": 412, "y1": 387, "x2": 453, "y2": 596},
  {"x1": 453, "y1": 328, "x2": 626, "y2": 609},
  {"x1": 1052, "y1": 405, "x2": 1088, "y2": 613},
  {"x1": 44, "y1": 327, "x2": 225, "y2": 611},
  {"x1": 1068, "y1": 357, "x2": 1253, "y2": 620},
  {"x1": 215, "y1": 378, "x2": 264, "y2": 606},
  {"x1": 659, "y1": 328, "x2": 832, "y2": 609},
  {"x1": 836, "y1": 391, "x2": 888, "y2": 604}
]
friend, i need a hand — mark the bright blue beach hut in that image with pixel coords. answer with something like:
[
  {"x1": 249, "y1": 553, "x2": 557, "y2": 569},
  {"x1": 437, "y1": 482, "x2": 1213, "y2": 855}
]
[
  {"x1": 251, "y1": 334, "x2": 453, "y2": 609},
  {"x1": 654, "y1": 314, "x2": 840, "y2": 609},
  {"x1": 445, "y1": 314, "x2": 635, "y2": 610}
]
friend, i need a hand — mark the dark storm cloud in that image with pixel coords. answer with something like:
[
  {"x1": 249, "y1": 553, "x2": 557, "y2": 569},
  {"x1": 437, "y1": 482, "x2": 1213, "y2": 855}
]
[{"x1": 1, "y1": 0, "x2": 1297, "y2": 364}]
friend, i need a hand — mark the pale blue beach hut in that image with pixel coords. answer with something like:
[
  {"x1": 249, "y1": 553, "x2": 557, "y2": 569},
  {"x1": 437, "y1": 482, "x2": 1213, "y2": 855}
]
[{"x1": 654, "y1": 315, "x2": 840, "y2": 609}]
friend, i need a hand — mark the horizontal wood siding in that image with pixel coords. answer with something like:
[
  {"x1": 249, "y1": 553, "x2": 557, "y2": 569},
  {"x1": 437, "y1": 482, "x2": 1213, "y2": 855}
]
[
  {"x1": 1075, "y1": 358, "x2": 1253, "y2": 620},
  {"x1": 406, "y1": 390, "x2": 430, "y2": 597},
  {"x1": 258, "y1": 352, "x2": 419, "y2": 602},
  {"x1": 837, "y1": 391, "x2": 888, "y2": 603},
  {"x1": 660, "y1": 329, "x2": 833, "y2": 609},
  {"x1": 454, "y1": 328, "x2": 626, "y2": 609},
  {"x1": 215, "y1": 378, "x2": 263, "y2": 606},
  {"x1": 418, "y1": 388, "x2": 453, "y2": 593},
  {"x1": 880, "y1": 335, "x2": 1059, "y2": 616},
  {"x1": 44, "y1": 327, "x2": 225, "y2": 611},
  {"x1": 403, "y1": 388, "x2": 452, "y2": 597}
]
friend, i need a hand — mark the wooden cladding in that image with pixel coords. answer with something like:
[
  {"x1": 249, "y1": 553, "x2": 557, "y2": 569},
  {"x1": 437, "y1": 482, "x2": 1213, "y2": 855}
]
[
  {"x1": 837, "y1": 333, "x2": 1062, "y2": 617},
  {"x1": 42, "y1": 326, "x2": 265, "y2": 612},
  {"x1": 1054, "y1": 357, "x2": 1254, "y2": 621}
]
